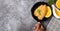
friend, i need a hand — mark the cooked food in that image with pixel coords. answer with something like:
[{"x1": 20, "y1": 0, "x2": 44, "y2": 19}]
[
  {"x1": 34, "y1": 5, "x2": 47, "y2": 20},
  {"x1": 45, "y1": 6, "x2": 52, "y2": 18},
  {"x1": 56, "y1": 0, "x2": 60, "y2": 9}
]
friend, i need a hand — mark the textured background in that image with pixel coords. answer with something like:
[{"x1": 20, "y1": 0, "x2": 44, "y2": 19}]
[
  {"x1": 0, "y1": 0, "x2": 60, "y2": 31},
  {"x1": 46, "y1": 17, "x2": 60, "y2": 31},
  {"x1": 0, "y1": 0, "x2": 47, "y2": 31}
]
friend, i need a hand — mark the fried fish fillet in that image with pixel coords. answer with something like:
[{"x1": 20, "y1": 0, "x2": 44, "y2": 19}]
[
  {"x1": 34, "y1": 5, "x2": 47, "y2": 20},
  {"x1": 38, "y1": 5, "x2": 47, "y2": 20},
  {"x1": 34, "y1": 5, "x2": 43, "y2": 16}
]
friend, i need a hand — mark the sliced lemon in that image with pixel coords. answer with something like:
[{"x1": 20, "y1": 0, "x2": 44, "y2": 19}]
[
  {"x1": 55, "y1": 8, "x2": 60, "y2": 17},
  {"x1": 52, "y1": 5, "x2": 60, "y2": 18},
  {"x1": 56, "y1": 0, "x2": 60, "y2": 9},
  {"x1": 45, "y1": 6, "x2": 52, "y2": 18}
]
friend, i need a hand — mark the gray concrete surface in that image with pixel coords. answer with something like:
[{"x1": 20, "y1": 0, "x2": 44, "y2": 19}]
[{"x1": 0, "y1": 0, "x2": 52, "y2": 31}]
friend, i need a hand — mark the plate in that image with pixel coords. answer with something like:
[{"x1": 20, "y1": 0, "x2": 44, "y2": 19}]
[
  {"x1": 31, "y1": 2, "x2": 53, "y2": 31},
  {"x1": 31, "y1": 2, "x2": 52, "y2": 22}
]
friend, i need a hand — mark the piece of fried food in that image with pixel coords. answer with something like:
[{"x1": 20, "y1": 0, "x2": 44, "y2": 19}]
[
  {"x1": 34, "y1": 5, "x2": 47, "y2": 20},
  {"x1": 38, "y1": 5, "x2": 47, "y2": 20},
  {"x1": 34, "y1": 5, "x2": 43, "y2": 16}
]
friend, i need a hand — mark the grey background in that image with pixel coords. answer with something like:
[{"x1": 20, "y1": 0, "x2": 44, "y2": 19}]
[
  {"x1": 46, "y1": 17, "x2": 60, "y2": 31},
  {"x1": 0, "y1": 0, "x2": 59, "y2": 31}
]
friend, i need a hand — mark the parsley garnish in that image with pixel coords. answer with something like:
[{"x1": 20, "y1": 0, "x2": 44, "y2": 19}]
[
  {"x1": 37, "y1": 9, "x2": 41, "y2": 15},
  {"x1": 47, "y1": 0, "x2": 57, "y2": 5}
]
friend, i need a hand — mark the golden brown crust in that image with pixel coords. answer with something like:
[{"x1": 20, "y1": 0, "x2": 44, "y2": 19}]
[
  {"x1": 34, "y1": 5, "x2": 47, "y2": 20},
  {"x1": 38, "y1": 5, "x2": 47, "y2": 20}
]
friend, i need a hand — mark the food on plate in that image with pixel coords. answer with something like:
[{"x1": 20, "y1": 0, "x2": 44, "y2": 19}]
[
  {"x1": 45, "y1": 6, "x2": 52, "y2": 18},
  {"x1": 56, "y1": 0, "x2": 60, "y2": 9},
  {"x1": 34, "y1": 4, "x2": 52, "y2": 20},
  {"x1": 34, "y1": 5, "x2": 47, "y2": 20}
]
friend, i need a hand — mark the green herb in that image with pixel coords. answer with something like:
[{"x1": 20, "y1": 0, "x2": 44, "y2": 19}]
[
  {"x1": 37, "y1": 9, "x2": 41, "y2": 15},
  {"x1": 47, "y1": 0, "x2": 57, "y2": 5}
]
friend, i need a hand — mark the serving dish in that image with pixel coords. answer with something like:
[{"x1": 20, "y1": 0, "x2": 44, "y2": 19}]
[{"x1": 31, "y1": 2, "x2": 52, "y2": 22}]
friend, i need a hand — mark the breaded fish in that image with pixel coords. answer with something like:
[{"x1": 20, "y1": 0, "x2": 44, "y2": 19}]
[
  {"x1": 34, "y1": 5, "x2": 43, "y2": 16},
  {"x1": 34, "y1": 5, "x2": 47, "y2": 20},
  {"x1": 38, "y1": 5, "x2": 47, "y2": 20}
]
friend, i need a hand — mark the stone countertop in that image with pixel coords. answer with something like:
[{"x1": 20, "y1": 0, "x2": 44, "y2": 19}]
[{"x1": 0, "y1": 0, "x2": 59, "y2": 31}]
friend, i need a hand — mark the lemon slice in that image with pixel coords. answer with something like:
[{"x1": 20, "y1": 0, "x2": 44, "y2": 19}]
[
  {"x1": 45, "y1": 6, "x2": 52, "y2": 18},
  {"x1": 55, "y1": 8, "x2": 60, "y2": 17},
  {"x1": 52, "y1": 5, "x2": 60, "y2": 18},
  {"x1": 56, "y1": 0, "x2": 60, "y2": 9}
]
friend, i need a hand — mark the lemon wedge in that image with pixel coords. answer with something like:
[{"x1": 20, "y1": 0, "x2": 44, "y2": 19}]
[
  {"x1": 55, "y1": 8, "x2": 60, "y2": 17},
  {"x1": 52, "y1": 5, "x2": 60, "y2": 18},
  {"x1": 45, "y1": 6, "x2": 52, "y2": 18},
  {"x1": 56, "y1": 0, "x2": 60, "y2": 9}
]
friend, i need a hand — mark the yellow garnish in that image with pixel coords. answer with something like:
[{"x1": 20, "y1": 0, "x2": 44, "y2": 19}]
[
  {"x1": 55, "y1": 8, "x2": 60, "y2": 17},
  {"x1": 56, "y1": 0, "x2": 60, "y2": 9},
  {"x1": 45, "y1": 6, "x2": 52, "y2": 18}
]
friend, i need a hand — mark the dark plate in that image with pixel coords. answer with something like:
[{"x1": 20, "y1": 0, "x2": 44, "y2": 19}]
[
  {"x1": 31, "y1": 2, "x2": 53, "y2": 31},
  {"x1": 31, "y1": 2, "x2": 52, "y2": 22}
]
